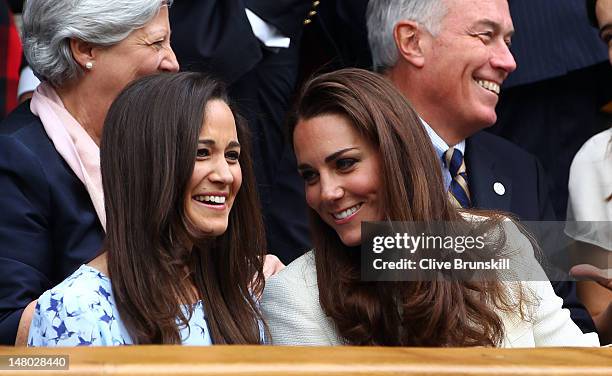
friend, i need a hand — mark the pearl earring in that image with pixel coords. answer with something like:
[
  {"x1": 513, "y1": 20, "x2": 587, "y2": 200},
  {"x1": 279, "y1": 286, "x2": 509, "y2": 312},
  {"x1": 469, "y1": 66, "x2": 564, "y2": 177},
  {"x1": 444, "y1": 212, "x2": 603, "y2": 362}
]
[{"x1": 85, "y1": 61, "x2": 93, "y2": 70}]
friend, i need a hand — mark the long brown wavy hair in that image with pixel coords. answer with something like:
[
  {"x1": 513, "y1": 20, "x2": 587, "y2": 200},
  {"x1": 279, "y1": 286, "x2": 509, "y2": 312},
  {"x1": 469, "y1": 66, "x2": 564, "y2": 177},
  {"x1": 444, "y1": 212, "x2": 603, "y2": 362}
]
[
  {"x1": 101, "y1": 72, "x2": 266, "y2": 344},
  {"x1": 289, "y1": 68, "x2": 526, "y2": 347}
]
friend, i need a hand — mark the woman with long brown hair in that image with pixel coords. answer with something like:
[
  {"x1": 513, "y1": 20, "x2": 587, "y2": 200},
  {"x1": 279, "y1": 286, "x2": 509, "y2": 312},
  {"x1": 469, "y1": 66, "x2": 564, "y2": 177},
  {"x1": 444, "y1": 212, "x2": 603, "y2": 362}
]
[
  {"x1": 28, "y1": 72, "x2": 267, "y2": 345},
  {"x1": 3, "y1": 0, "x2": 179, "y2": 346},
  {"x1": 261, "y1": 68, "x2": 599, "y2": 347}
]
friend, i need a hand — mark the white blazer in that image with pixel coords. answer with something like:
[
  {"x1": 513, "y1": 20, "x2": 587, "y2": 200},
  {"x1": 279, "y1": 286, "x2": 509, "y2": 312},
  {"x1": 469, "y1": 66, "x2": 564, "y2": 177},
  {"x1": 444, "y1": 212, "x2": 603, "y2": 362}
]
[{"x1": 261, "y1": 221, "x2": 600, "y2": 347}]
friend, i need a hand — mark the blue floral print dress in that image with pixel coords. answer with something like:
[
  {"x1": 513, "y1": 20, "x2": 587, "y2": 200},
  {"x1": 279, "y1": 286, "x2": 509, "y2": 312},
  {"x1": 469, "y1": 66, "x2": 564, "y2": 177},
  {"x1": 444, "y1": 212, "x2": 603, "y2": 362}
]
[{"x1": 27, "y1": 265, "x2": 213, "y2": 346}]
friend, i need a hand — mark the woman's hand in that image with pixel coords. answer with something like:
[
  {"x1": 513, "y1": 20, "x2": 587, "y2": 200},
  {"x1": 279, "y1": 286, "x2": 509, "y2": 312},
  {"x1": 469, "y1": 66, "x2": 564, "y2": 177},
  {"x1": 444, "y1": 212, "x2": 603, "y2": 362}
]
[
  {"x1": 263, "y1": 254, "x2": 285, "y2": 279},
  {"x1": 570, "y1": 264, "x2": 612, "y2": 290}
]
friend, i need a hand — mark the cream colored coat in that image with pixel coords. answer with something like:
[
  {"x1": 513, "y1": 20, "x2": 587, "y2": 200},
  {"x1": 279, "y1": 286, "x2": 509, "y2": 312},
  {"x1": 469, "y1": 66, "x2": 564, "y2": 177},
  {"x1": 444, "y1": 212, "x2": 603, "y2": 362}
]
[{"x1": 261, "y1": 222, "x2": 600, "y2": 347}]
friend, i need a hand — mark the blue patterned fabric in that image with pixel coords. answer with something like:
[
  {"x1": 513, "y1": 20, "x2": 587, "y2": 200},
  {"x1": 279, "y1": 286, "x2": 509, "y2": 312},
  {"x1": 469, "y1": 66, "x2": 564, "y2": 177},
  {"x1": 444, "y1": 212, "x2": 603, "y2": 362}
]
[{"x1": 27, "y1": 265, "x2": 213, "y2": 346}]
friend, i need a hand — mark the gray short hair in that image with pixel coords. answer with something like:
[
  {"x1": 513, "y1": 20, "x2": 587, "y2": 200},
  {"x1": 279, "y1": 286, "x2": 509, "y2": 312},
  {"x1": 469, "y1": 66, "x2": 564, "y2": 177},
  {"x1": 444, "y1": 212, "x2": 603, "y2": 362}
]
[
  {"x1": 367, "y1": 0, "x2": 448, "y2": 72},
  {"x1": 22, "y1": 0, "x2": 173, "y2": 87}
]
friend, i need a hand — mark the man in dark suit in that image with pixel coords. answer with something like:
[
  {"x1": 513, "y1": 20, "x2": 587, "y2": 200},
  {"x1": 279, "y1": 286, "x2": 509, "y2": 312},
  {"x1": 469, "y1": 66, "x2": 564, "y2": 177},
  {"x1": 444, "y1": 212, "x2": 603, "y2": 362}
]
[
  {"x1": 366, "y1": 0, "x2": 597, "y2": 333},
  {"x1": 169, "y1": 0, "x2": 313, "y2": 263}
]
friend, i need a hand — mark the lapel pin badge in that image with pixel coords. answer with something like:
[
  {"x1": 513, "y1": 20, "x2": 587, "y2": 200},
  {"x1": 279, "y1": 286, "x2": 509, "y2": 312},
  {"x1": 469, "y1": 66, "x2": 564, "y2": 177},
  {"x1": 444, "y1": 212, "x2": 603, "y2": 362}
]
[{"x1": 493, "y1": 182, "x2": 505, "y2": 196}]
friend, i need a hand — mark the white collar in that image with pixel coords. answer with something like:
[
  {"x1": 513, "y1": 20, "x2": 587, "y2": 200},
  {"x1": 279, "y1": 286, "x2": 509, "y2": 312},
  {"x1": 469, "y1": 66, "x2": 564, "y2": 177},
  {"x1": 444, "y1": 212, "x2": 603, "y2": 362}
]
[{"x1": 419, "y1": 117, "x2": 465, "y2": 155}]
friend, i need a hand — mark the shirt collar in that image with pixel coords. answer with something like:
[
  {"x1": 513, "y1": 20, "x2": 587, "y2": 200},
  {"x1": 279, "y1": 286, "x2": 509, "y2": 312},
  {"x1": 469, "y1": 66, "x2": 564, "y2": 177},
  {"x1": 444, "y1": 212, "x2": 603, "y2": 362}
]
[{"x1": 420, "y1": 117, "x2": 465, "y2": 157}]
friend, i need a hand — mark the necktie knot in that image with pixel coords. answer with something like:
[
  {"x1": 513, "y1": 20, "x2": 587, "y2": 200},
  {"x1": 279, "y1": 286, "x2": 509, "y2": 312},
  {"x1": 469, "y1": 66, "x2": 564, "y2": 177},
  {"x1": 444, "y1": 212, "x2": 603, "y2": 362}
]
[
  {"x1": 443, "y1": 147, "x2": 466, "y2": 178},
  {"x1": 443, "y1": 147, "x2": 471, "y2": 208}
]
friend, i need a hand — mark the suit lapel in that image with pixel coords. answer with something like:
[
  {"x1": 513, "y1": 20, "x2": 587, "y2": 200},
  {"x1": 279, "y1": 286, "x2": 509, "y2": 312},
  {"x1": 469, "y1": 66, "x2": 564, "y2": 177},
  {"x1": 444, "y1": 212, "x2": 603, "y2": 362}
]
[{"x1": 465, "y1": 133, "x2": 513, "y2": 212}]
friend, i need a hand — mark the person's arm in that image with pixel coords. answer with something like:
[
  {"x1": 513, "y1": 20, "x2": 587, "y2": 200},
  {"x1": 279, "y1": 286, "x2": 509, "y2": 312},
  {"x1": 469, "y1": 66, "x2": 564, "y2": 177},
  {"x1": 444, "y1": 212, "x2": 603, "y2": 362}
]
[
  {"x1": 592, "y1": 303, "x2": 612, "y2": 345},
  {"x1": 577, "y1": 281, "x2": 612, "y2": 317},
  {"x1": 14, "y1": 300, "x2": 37, "y2": 346},
  {"x1": 571, "y1": 264, "x2": 612, "y2": 344},
  {"x1": 569, "y1": 241, "x2": 612, "y2": 324},
  {"x1": 529, "y1": 279, "x2": 600, "y2": 346}
]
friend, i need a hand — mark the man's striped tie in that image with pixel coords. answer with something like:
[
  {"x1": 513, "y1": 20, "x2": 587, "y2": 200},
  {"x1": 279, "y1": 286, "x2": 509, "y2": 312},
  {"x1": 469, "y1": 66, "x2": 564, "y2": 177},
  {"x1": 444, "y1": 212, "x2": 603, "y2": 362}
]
[{"x1": 443, "y1": 147, "x2": 471, "y2": 208}]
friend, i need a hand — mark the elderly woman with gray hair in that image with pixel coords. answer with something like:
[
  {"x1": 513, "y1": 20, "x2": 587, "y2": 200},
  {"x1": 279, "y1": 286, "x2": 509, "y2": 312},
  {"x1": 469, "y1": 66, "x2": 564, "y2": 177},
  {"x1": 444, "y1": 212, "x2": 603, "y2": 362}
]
[{"x1": 0, "y1": 0, "x2": 178, "y2": 345}]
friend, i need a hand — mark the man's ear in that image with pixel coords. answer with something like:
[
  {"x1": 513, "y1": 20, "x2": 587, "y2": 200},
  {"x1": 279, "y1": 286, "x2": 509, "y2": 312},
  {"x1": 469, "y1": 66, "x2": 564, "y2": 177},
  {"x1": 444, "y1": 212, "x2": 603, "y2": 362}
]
[
  {"x1": 393, "y1": 20, "x2": 426, "y2": 68},
  {"x1": 69, "y1": 38, "x2": 96, "y2": 69}
]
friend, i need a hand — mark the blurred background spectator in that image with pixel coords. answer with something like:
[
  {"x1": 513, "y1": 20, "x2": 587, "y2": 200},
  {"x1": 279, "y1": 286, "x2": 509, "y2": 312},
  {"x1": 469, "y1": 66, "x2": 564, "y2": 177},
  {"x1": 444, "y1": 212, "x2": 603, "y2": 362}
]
[
  {"x1": 491, "y1": 0, "x2": 612, "y2": 219},
  {"x1": 0, "y1": 0, "x2": 22, "y2": 120},
  {"x1": 565, "y1": 0, "x2": 612, "y2": 345}
]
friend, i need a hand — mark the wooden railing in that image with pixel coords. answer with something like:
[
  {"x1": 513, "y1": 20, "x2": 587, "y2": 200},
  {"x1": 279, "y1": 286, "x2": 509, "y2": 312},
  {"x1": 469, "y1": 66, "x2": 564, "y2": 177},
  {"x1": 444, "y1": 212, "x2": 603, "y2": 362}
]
[{"x1": 0, "y1": 346, "x2": 610, "y2": 375}]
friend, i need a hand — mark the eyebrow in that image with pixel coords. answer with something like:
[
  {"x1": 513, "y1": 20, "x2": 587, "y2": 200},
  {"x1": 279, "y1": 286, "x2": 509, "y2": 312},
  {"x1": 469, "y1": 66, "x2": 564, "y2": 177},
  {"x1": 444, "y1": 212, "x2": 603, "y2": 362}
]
[
  {"x1": 325, "y1": 147, "x2": 357, "y2": 163},
  {"x1": 198, "y1": 139, "x2": 240, "y2": 148},
  {"x1": 472, "y1": 19, "x2": 515, "y2": 37},
  {"x1": 145, "y1": 27, "x2": 170, "y2": 39},
  {"x1": 297, "y1": 147, "x2": 358, "y2": 171}
]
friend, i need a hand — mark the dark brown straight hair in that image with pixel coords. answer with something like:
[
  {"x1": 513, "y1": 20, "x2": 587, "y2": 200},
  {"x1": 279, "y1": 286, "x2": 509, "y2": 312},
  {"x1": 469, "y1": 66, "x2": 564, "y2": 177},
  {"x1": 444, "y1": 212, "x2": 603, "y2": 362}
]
[
  {"x1": 289, "y1": 68, "x2": 524, "y2": 347},
  {"x1": 101, "y1": 72, "x2": 267, "y2": 344}
]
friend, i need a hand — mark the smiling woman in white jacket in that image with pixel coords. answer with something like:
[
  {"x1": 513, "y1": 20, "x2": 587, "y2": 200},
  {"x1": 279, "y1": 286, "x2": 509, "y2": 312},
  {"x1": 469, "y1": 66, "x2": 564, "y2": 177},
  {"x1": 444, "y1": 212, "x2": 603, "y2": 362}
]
[{"x1": 261, "y1": 68, "x2": 600, "y2": 347}]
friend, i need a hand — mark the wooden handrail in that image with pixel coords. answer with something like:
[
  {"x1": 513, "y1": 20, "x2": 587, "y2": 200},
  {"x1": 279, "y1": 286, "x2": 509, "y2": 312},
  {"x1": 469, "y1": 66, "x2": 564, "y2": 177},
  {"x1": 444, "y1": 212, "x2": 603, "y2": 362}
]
[{"x1": 0, "y1": 345, "x2": 610, "y2": 375}]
